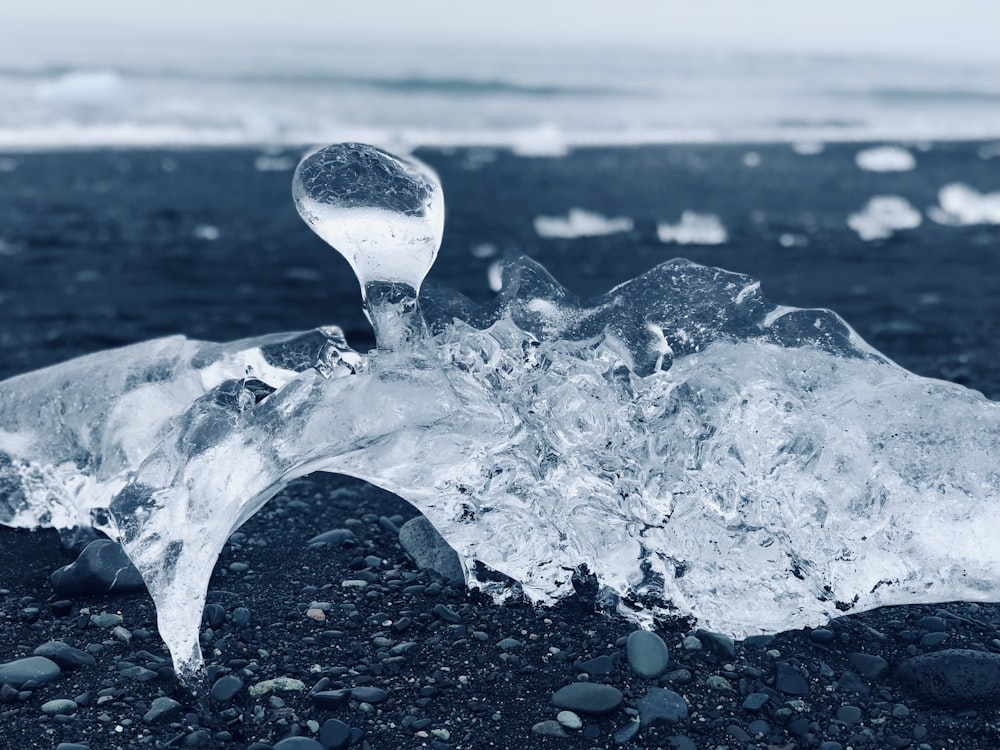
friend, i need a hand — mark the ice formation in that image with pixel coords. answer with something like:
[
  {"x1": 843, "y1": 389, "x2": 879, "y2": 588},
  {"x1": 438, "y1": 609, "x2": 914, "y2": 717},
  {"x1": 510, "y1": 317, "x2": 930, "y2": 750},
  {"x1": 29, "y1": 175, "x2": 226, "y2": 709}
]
[
  {"x1": 534, "y1": 208, "x2": 634, "y2": 239},
  {"x1": 3, "y1": 144, "x2": 1000, "y2": 685},
  {"x1": 855, "y1": 145, "x2": 916, "y2": 172},
  {"x1": 928, "y1": 183, "x2": 1000, "y2": 226},
  {"x1": 847, "y1": 195, "x2": 922, "y2": 240},
  {"x1": 657, "y1": 211, "x2": 728, "y2": 245}
]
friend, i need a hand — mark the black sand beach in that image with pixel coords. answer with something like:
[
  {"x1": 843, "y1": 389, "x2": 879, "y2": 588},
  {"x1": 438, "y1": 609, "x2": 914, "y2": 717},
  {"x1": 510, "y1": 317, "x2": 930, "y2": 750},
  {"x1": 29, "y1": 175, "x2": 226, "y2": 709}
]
[{"x1": 2, "y1": 142, "x2": 1000, "y2": 749}]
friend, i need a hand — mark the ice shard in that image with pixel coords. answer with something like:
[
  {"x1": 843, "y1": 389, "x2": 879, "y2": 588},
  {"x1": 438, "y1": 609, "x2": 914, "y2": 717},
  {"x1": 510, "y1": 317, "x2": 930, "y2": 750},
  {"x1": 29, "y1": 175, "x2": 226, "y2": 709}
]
[{"x1": 2, "y1": 144, "x2": 1000, "y2": 685}]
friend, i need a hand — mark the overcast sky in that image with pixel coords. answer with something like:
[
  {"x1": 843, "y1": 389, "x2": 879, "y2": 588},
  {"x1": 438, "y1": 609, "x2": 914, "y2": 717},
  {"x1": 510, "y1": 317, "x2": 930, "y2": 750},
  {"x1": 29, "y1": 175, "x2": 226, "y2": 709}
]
[{"x1": 2, "y1": 1, "x2": 999, "y2": 64}]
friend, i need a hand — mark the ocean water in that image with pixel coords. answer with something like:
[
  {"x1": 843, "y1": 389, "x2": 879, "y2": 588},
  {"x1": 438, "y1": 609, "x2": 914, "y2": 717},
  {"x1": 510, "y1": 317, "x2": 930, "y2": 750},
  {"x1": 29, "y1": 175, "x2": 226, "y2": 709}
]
[{"x1": 1, "y1": 41, "x2": 1000, "y2": 149}]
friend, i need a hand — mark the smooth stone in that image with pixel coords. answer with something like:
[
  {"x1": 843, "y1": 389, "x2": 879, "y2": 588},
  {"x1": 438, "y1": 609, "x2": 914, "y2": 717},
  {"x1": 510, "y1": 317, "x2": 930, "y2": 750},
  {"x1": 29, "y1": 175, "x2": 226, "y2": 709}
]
[
  {"x1": 531, "y1": 720, "x2": 568, "y2": 737},
  {"x1": 350, "y1": 686, "x2": 388, "y2": 704},
  {"x1": 311, "y1": 689, "x2": 351, "y2": 710},
  {"x1": 848, "y1": 652, "x2": 889, "y2": 680},
  {"x1": 637, "y1": 687, "x2": 688, "y2": 726},
  {"x1": 398, "y1": 516, "x2": 464, "y2": 584},
  {"x1": 33, "y1": 641, "x2": 95, "y2": 670},
  {"x1": 248, "y1": 677, "x2": 306, "y2": 697},
  {"x1": 775, "y1": 662, "x2": 810, "y2": 695},
  {"x1": 432, "y1": 603, "x2": 462, "y2": 623},
  {"x1": 626, "y1": 629, "x2": 670, "y2": 679},
  {"x1": 743, "y1": 692, "x2": 770, "y2": 710},
  {"x1": 552, "y1": 682, "x2": 623, "y2": 715},
  {"x1": 0, "y1": 656, "x2": 61, "y2": 688},
  {"x1": 211, "y1": 675, "x2": 244, "y2": 702},
  {"x1": 90, "y1": 612, "x2": 123, "y2": 628},
  {"x1": 41, "y1": 698, "x2": 78, "y2": 715},
  {"x1": 837, "y1": 705, "x2": 863, "y2": 724},
  {"x1": 578, "y1": 654, "x2": 614, "y2": 676},
  {"x1": 693, "y1": 628, "x2": 737, "y2": 659},
  {"x1": 613, "y1": 719, "x2": 641, "y2": 743},
  {"x1": 898, "y1": 649, "x2": 1000, "y2": 705},
  {"x1": 496, "y1": 638, "x2": 523, "y2": 651},
  {"x1": 55, "y1": 744, "x2": 90, "y2": 750},
  {"x1": 273, "y1": 739, "x2": 325, "y2": 750},
  {"x1": 556, "y1": 710, "x2": 582, "y2": 729},
  {"x1": 667, "y1": 738, "x2": 698, "y2": 750},
  {"x1": 838, "y1": 670, "x2": 870, "y2": 695},
  {"x1": 143, "y1": 696, "x2": 182, "y2": 724},
  {"x1": 920, "y1": 632, "x2": 949, "y2": 647},
  {"x1": 306, "y1": 528, "x2": 356, "y2": 547},
  {"x1": 319, "y1": 718, "x2": 352, "y2": 750},
  {"x1": 50, "y1": 539, "x2": 146, "y2": 595}
]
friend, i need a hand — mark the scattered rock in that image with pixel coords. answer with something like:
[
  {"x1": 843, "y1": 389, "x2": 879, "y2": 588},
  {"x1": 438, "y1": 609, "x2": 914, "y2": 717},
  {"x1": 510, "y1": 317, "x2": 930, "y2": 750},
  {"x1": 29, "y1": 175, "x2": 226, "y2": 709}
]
[
  {"x1": 775, "y1": 662, "x2": 810, "y2": 695},
  {"x1": 312, "y1": 689, "x2": 351, "y2": 710},
  {"x1": 33, "y1": 641, "x2": 95, "y2": 670},
  {"x1": 248, "y1": 677, "x2": 307, "y2": 697},
  {"x1": 693, "y1": 628, "x2": 737, "y2": 659},
  {"x1": 626, "y1": 629, "x2": 670, "y2": 679},
  {"x1": 350, "y1": 686, "x2": 388, "y2": 704},
  {"x1": 0, "y1": 656, "x2": 61, "y2": 688},
  {"x1": 848, "y1": 652, "x2": 889, "y2": 680},
  {"x1": 898, "y1": 649, "x2": 1000, "y2": 705},
  {"x1": 578, "y1": 654, "x2": 614, "y2": 675},
  {"x1": 49, "y1": 539, "x2": 146, "y2": 595},
  {"x1": 319, "y1": 718, "x2": 353, "y2": 750},
  {"x1": 556, "y1": 709, "x2": 582, "y2": 729},
  {"x1": 432, "y1": 603, "x2": 462, "y2": 623},
  {"x1": 143, "y1": 696, "x2": 182, "y2": 724},
  {"x1": 89, "y1": 612, "x2": 123, "y2": 628},
  {"x1": 306, "y1": 528, "x2": 356, "y2": 547},
  {"x1": 40, "y1": 698, "x2": 78, "y2": 715},
  {"x1": 532, "y1": 719, "x2": 569, "y2": 737},
  {"x1": 397, "y1": 515, "x2": 464, "y2": 584},
  {"x1": 613, "y1": 719, "x2": 641, "y2": 743},
  {"x1": 211, "y1": 675, "x2": 244, "y2": 702},
  {"x1": 637, "y1": 687, "x2": 688, "y2": 726},
  {"x1": 273, "y1": 738, "x2": 326, "y2": 750},
  {"x1": 742, "y1": 692, "x2": 770, "y2": 710},
  {"x1": 552, "y1": 682, "x2": 623, "y2": 715}
]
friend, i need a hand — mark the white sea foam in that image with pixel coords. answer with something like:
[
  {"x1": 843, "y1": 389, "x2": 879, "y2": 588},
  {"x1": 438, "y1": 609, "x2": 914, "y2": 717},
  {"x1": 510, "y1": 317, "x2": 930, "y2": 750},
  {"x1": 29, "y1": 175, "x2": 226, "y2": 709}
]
[
  {"x1": 534, "y1": 208, "x2": 633, "y2": 239},
  {"x1": 928, "y1": 183, "x2": 1000, "y2": 226},
  {"x1": 855, "y1": 146, "x2": 916, "y2": 172},
  {"x1": 657, "y1": 212, "x2": 728, "y2": 245},
  {"x1": 847, "y1": 196, "x2": 922, "y2": 240}
]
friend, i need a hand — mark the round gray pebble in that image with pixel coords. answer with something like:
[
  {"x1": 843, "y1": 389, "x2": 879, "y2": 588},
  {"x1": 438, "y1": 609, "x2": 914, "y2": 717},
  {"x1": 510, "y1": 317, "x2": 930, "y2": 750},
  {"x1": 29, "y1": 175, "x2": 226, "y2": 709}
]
[
  {"x1": 0, "y1": 656, "x2": 61, "y2": 688},
  {"x1": 626, "y1": 629, "x2": 670, "y2": 679},
  {"x1": 552, "y1": 682, "x2": 623, "y2": 715}
]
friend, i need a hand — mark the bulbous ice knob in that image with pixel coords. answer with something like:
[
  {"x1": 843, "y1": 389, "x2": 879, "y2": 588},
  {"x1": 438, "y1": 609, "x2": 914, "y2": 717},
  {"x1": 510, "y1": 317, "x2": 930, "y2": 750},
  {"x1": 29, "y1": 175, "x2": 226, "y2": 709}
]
[{"x1": 293, "y1": 143, "x2": 443, "y2": 295}]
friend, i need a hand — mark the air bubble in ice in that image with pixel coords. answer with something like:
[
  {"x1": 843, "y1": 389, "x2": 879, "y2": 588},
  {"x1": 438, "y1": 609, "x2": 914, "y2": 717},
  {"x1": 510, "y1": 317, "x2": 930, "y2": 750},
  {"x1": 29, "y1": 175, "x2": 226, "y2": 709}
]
[{"x1": 292, "y1": 143, "x2": 444, "y2": 348}]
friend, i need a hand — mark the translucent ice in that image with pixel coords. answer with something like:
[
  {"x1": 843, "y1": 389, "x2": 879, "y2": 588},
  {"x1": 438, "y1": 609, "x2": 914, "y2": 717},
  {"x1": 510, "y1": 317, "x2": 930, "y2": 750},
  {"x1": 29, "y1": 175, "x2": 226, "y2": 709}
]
[{"x1": 3, "y1": 144, "x2": 1000, "y2": 685}]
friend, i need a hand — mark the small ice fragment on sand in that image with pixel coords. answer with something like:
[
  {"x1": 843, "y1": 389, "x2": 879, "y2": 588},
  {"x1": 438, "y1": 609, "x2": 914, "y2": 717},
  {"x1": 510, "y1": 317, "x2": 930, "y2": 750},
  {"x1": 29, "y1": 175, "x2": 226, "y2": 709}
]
[
  {"x1": 511, "y1": 124, "x2": 569, "y2": 158},
  {"x1": 855, "y1": 146, "x2": 916, "y2": 173},
  {"x1": 534, "y1": 208, "x2": 633, "y2": 239},
  {"x1": 978, "y1": 143, "x2": 1000, "y2": 160},
  {"x1": 657, "y1": 211, "x2": 728, "y2": 245},
  {"x1": 743, "y1": 151, "x2": 762, "y2": 168},
  {"x1": 254, "y1": 154, "x2": 296, "y2": 172},
  {"x1": 487, "y1": 260, "x2": 504, "y2": 292},
  {"x1": 793, "y1": 142, "x2": 824, "y2": 156},
  {"x1": 470, "y1": 243, "x2": 498, "y2": 259},
  {"x1": 193, "y1": 225, "x2": 221, "y2": 241},
  {"x1": 928, "y1": 183, "x2": 1000, "y2": 226},
  {"x1": 848, "y1": 196, "x2": 922, "y2": 240}
]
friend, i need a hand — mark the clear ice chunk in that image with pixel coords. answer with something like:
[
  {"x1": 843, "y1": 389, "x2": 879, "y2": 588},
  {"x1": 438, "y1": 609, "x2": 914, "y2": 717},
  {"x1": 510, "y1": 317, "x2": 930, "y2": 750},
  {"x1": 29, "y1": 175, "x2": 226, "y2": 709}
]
[{"x1": 3, "y1": 144, "x2": 1000, "y2": 685}]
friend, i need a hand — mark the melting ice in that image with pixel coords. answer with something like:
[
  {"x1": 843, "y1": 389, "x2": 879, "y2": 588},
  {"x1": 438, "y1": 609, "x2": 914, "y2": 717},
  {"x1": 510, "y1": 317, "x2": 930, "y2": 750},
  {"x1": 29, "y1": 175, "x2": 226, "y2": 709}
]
[{"x1": 3, "y1": 144, "x2": 1000, "y2": 685}]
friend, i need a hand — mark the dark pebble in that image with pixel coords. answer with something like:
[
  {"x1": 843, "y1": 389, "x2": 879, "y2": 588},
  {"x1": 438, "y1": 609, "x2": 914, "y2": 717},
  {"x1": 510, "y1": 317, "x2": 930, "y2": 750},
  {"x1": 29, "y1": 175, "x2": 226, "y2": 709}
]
[
  {"x1": 432, "y1": 603, "x2": 462, "y2": 624},
  {"x1": 742, "y1": 692, "x2": 770, "y2": 711},
  {"x1": 49, "y1": 539, "x2": 146, "y2": 595},
  {"x1": 637, "y1": 687, "x2": 688, "y2": 726},
  {"x1": 33, "y1": 641, "x2": 96, "y2": 670},
  {"x1": 55, "y1": 744, "x2": 90, "y2": 750},
  {"x1": 612, "y1": 719, "x2": 640, "y2": 743},
  {"x1": 306, "y1": 529, "x2": 356, "y2": 547},
  {"x1": 319, "y1": 718, "x2": 353, "y2": 750},
  {"x1": 203, "y1": 603, "x2": 226, "y2": 628},
  {"x1": 838, "y1": 670, "x2": 870, "y2": 695},
  {"x1": 578, "y1": 655, "x2": 614, "y2": 676},
  {"x1": 0, "y1": 656, "x2": 61, "y2": 688},
  {"x1": 143, "y1": 696, "x2": 182, "y2": 724},
  {"x1": 626, "y1": 629, "x2": 670, "y2": 679},
  {"x1": 693, "y1": 628, "x2": 737, "y2": 659},
  {"x1": 898, "y1": 649, "x2": 1000, "y2": 705},
  {"x1": 497, "y1": 638, "x2": 523, "y2": 651},
  {"x1": 312, "y1": 689, "x2": 351, "y2": 710},
  {"x1": 775, "y1": 662, "x2": 810, "y2": 695},
  {"x1": 273, "y1": 739, "x2": 325, "y2": 750},
  {"x1": 667, "y1": 738, "x2": 697, "y2": 750},
  {"x1": 398, "y1": 516, "x2": 464, "y2": 584},
  {"x1": 552, "y1": 682, "x2": 623, "y2": 715},
  {"x1": 350, "y1": 686, "x2": 388, "y2": 704},
  {"x1": 836, "y1": 705, "x2": 862, "y2": 723},
  {"x1": 848, "y1": 652, "x2": 889, "y2": 680},
  {"x1": 211, "y1": 675, "x2": 244, "y2": 702},
  {"x1": 920, "y1": 632, "x2": 949, "y2": 647}
]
